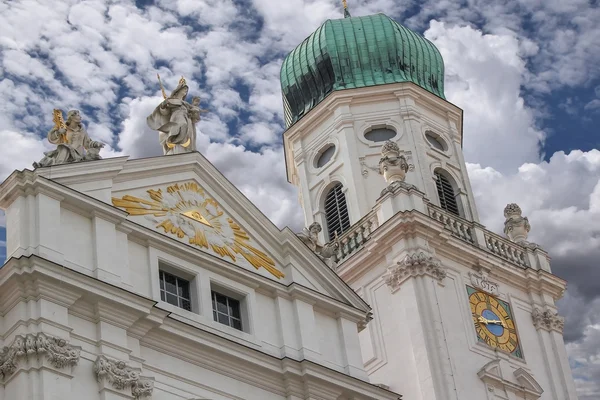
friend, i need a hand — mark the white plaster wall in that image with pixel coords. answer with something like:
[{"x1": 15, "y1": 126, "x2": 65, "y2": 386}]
[
  {"x1": 60, "y1": 208, "x2": 93, "y2": 271},
  {"x1": 355, "y1": 253, "x2": 572, "y2": 400},
  {"x1": 254, "y1": 292, "x2": 282, "y2": 351},
  {"x1": 315, "y1": 310, "x2": 344, "y2": 370},
  {"x1": 128, "y1": 240, "x2": 151, "y2": 296}
]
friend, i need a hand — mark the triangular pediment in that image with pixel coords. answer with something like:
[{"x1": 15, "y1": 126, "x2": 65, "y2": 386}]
[
  {"x1": 513, "y1": 368, "x2": 544, "y2": 395},
  {"x1": 112, "y1": 180, "x2": 285, "y2": 280},
  {"x1": 33, "y1": 153, "x2": 368, "y2": 311}
]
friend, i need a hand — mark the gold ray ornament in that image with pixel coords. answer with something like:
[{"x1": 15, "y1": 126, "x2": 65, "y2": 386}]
[{"x1": 112, "y1": 182, "x2": 284, "y2": 279}]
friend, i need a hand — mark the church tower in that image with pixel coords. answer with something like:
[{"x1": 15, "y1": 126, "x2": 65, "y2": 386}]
[{"x1": 282, "y1": 8, "x2": 578, "y2": 400}]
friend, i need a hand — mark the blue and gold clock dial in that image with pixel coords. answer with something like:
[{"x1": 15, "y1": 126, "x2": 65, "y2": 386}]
[{"x1": 467, "y1": 286, "x2": 523, "y2": 358}]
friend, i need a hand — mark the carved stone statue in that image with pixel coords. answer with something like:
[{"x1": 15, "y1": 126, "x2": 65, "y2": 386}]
[
  {"x1": 378, "y1": 140, "x2": 410, "y2": 184},
  {"x1": 147, "y1": 76, "x2": 207, "y2": 155},
  {"x1": 503, "y1": 203, "x2": 531, "y2": 243},
  {"x1": 33, "y1": 109, "x2": 104, "y2": 168},
  {"x1": 297, "y1": 222, "x2": 339, "y2": 266}
]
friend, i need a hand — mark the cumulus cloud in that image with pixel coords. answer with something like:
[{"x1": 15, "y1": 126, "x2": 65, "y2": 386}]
[{"x1": 0, "y1": 0, "x2": 598, "y2": 397}]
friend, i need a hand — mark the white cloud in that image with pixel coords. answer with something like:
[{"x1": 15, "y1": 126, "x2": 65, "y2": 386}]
[
  {"x1": 0, "y1": 1, "x2": 598, "y2": 396},
  {"x1": 426, "y1": 22, "x2": 543, "y2": 173}
]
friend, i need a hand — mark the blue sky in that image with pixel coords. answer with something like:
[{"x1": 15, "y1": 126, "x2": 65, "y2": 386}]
[{"x1": 0, "y1": 0, "x2": 599, "y2": 397}]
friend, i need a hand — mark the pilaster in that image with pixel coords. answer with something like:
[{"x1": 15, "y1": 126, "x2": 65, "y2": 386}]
[
  {"x1": 35, "y1": 191, "x2": 64, "y2": 264},
  {"x1": 384, "y1": 252, "x2": 452, "y2": 400},
  {"x1": 92, "y1": 212, "x2": 120, "y2": 284},
  {"x1": 292, "y1": 298, "x2": 321, "y2": 362},
  {"x1": 338, "y1": 316, "x2": 368, "y2": 380}
]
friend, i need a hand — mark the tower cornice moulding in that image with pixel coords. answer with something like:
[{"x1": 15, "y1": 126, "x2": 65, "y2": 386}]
[
  {"x1": 0, "y1": 332, "x2": 80, "y2": 381},
  {"x1": 532, "y1": 308, "x2": 565, "y2": 333},
  {"x1": 384, "y1": 251, "x2": 446, "y2": 292}
]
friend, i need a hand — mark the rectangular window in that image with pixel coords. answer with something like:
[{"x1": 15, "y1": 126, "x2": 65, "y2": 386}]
[
  {"x1": 211, "y1": 291, "x2": 242, "y2": 331},
  {"x1": 159, "y1": 270, "x2": 191, "y2": 311}
]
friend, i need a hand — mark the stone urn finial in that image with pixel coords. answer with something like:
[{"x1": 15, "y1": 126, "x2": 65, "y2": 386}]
[
  {"x1": 503, "y1": 203, "x2": 530, "y2": 243},
  {"x1": 379, "y1": 140, "x2": 409, "y2": 184}
]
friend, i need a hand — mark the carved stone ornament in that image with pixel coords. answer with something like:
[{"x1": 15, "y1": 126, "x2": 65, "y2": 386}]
[
  {"x1": 379, "y1": 180, "x2": 418, "y2": 197},
  {"x1": 384, "y1": 252, "x2": 446, "y2": 292},
  {"x1": 297, "y1": 222, "x2": 339, "y2": 268},
  {"x1": 33, "y1": 109, "x2": 105, "y2": 168},
  {"x1": 503, "y1": 203, "x2": 531, "y2": 243},
  {"x1": 468, "y1": 271, "x2": 499, "y2": 296},
  {"x1": 147, "y1": 75, "x2": 208, "y2": 155},
  {"x1": 378, "y1": 140, "x2": 412, "y2": 184},
  {"x1": 94, "y1": 355, "x2": 154, "y2": 398},
  {"x1": 532, "y1": 308, "x2": 565, "y2": 333},
  {"x1": 0, "y1": 333, "x2": 80, "y2": 380}
]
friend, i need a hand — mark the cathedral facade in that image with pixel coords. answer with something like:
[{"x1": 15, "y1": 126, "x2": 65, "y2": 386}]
[{"x1": 0, "y1": 8, "x2": 578, "y2": 400}]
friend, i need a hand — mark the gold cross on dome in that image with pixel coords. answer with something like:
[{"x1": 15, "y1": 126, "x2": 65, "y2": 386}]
[{"x1": 342, "y1": 0, "x2": 348, "y2": 9}]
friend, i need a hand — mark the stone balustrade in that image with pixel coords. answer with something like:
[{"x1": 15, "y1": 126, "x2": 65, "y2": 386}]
[
  {"x1": 483, "y1": 231, "x2": 530, "y2": 268},
  {"x1": 427, "y1": 204, "x2": 476, "y2": 244},
  {"x1": 332, "y1": 212, "x2": 379, "y2": 263},
  {"x1": 328, "y1": 203, "x2": 532, "y2": 270}
]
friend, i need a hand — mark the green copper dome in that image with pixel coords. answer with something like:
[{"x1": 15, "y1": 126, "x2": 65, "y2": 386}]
[{"x1": 280, "y1": 13, "x2": 446, "y2": 128}]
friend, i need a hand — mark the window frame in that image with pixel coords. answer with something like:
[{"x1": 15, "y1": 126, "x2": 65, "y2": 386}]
[
  {"x1": 156, "y1": 260, "x2": 200, "y2": 315},
  {"x1": 209, "y1": 282, "x2": 250, "y2": 333},
  {"x1": 159, "y1": 270, "x2": 192, "y2": 312},
  {"x1": 323, "y1": 182, "x2": 351, "y2": 241},
  {"x1": 434, "y1": 169, "x2": 462, "y2": 217}
]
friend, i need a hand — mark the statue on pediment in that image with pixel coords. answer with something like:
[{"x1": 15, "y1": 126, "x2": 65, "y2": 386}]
[
  {"x1": 298, "y1": 222, "x2": 339, "y2": 267},
  {"x1": 147, "y1": 75, "x2": 208, "y2": 155},
  {"x1": 33, "y1": 109, "x2": 104, "y2": 168}
]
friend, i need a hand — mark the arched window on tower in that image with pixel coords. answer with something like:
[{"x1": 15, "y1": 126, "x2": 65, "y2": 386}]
[
  {"x1": 434, "y1": 170, "x2": 460, "y2": 216},
  {"x1": 324, "y1": 183, "x2": 351, "y2": 240}
]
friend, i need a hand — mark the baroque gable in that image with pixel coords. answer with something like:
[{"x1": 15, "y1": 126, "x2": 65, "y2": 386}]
[
  {"x1": 7, "y1": 153, "x2": 369, "y2": 311},
  {"x1": 111, "y1": 180, "x2": 284, "y2": 279}
]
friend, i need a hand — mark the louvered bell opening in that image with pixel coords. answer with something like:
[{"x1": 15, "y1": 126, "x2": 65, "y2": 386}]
[
  {"x1": 435, "y1": 172, "x2": 460, "y2": 216},
  {"x1": 324, "y1": 183, "x2": 351, "y2": 241}
]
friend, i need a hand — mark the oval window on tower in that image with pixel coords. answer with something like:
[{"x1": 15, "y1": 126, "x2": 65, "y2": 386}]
[
  {"x1": 364, "y1": 126, "x2": 396, "y2": 142},
  {"x1": 314, "y1": 144, "x2": 336, "y2": 168},
  {"x1": 425, "y1": 131, "x2": 447, "y2": 151}
]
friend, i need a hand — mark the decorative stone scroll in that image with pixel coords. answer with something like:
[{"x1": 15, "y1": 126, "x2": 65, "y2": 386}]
[
  {"x1": 0, "y1": 333, "x2": 80, "y2": 380},
  {"x1": 503, "y1": 203, "x2": 530, "y2": 243},
  {"x1": 384, "y1": 252, "x2": 446, "y2": 292},
  {"x1": 531, "y1": 308, "x2": 565, "y2": 334},
  {"x1": 468, "y1": 271, "x2": 499, "y2": 296},
  {"x1": 94, "y1": 355, "x2": 154, "y2": 398}
]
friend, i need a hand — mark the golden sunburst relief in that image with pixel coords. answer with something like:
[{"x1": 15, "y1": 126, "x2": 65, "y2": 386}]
[{"x1": 112, "y1": 182, "x2": 284, "y2": 279}]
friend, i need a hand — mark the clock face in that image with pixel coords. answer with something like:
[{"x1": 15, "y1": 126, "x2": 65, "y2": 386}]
[
  {"x1": 467, "y1": 286, "x2": 522, "y2": 358},
  {"x1": 112, "y1": 181, "x2": 284, "y2": 279}
]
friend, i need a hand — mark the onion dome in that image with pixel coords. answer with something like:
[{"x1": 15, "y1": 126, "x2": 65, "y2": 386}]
[{"x1": 280, "y1": 13, "x2": 446, "y2": 128}]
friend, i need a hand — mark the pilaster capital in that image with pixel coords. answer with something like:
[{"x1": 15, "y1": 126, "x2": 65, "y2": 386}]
[
  {"x1": 94, "y1": 355, "x2": 154, "y2": 398},
  {"x1": 384, "y1": 252, "x2": 446, "y2": 292},
  {"x1": 532, "y1": 308, "x2": 565, "y2": 333},
  {"x1": 0, "y1": 332, "x2": 80, "y2": 381}
]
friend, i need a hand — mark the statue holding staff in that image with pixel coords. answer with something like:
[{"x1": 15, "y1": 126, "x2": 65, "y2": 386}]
[
  {"x1": 147, "y1": 75, "x2": 208, "y2": 155},
  {"x1": 33, "y1": 109, "x2": 104, "y2": 168}
]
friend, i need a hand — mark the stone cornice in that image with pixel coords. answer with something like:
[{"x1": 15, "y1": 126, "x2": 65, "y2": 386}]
[
  {"x1": 0, "y1": 333, "x2": 80, "y2": 381},
  {"x1": 384, "y1": 252, "x2": 446, "y2": 293},
  {"x1": 0, "y1": 254, "x2": 397, "y2": 400},
  {"x1": 532, "y1": 308, "x2": 565, "y2": 334}
]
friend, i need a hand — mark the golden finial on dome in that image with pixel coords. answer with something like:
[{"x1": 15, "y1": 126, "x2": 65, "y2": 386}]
[{"x1": 342, "y1": 0, "x2": 351, "y2": 17}]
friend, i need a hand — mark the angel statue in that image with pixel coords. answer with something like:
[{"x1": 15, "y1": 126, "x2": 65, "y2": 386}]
[
  {"x1": 33, "y1": 109, "x2": 104, "y2": 168},
  {"x1": 297, "y1": 222, "x2": 340, "y2": 268},
  {"x1": 147, "y1": 75, "x2": 208, "y2": 155}
]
